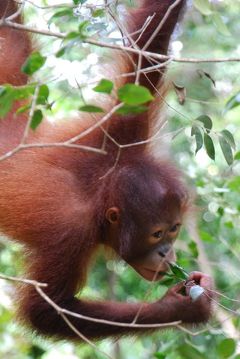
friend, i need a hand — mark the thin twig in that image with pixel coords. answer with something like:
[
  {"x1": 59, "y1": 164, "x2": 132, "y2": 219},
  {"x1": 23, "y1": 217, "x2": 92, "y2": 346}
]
[
  {"x1": 0, "y1": 20, "x2": 240, "y2": 64},
  {"x1": 21, "y1": 84, "x2": 40, "y2": 144},
  {"x1": 99, "y1": 147, "x2": 121, "y2": 179},
  {"x1": 16, "y1": 0, "x2": 76, "y2": 10},
  {"x1": 186, "y1": 221, "x2": 240, "y2": 338},
  {"x1": 60, "y1": 313, "x2": 115, "y2": 359},
  {"x1": 6, "y1": 0, "x2": 25, "y2": 21},
  {"x1": 119, "y1": 59, "x2": 173, "y2": 78},
  {"x1": 176, "y1": 324, "x2": 211, "y2": 336},
  {"x1": 218, "y1": 236, "x2": 240, "y2": 263},
  {"x1": 33, "y1": 286, "x2": 114, "y2": 359},
  {"x1": 66, "y1": 103, "x2": 123, "y2": 144},
  {"x1": 205, "y1": 292, "x2": 240, "y2": 317},
  {"x1": 0, "y1": 271, "x2": 113, "y2": 358},
  {"x1": 142, "y1": 0, "x2": 183, "y2": 51},
  {"x1": 132, "y1": 247, "x2": 173, "y2": 324},
  {"x1": 209, "y1": 288, "x2": 240, "y2": 304},
  {"x1": 0, "y1": 273, "x2": 47, "y2": 287},
  {"x1": 36, "y1": 284, "x2": 182, "y2": 329},
  {"x1": 0, "y1": 142, "x2": 106, "y2": 162}
]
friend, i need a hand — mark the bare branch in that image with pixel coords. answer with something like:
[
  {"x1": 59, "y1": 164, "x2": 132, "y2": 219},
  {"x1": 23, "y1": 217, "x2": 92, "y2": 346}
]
[
  {"x1": 0, "y1": 20, "x2": 239, "y2": 64},
  {"x1": 66, "y1": 103, "x2": 123, "y2": 144},
  {"x1": 142, "y1": 0, "x2": 183, "y2": 51},
  {"x1": 0, "y1": 272, "x2": 181, "y2": 329},
  {"x1": 6, "y1": 0, "x2": 25, "y2": 21},
  {"x1": 21, "y1": 84, "x2": 40, "y2": 144},
  {"x1": 0, "y1": 273, "x2": 47, "y2": 287},
  {"x1": 0, "y1": 142, "x2": 106, "y2": 162},
  {"x1": 59, "y1": 313, "x2": 115, "y2": 359}
]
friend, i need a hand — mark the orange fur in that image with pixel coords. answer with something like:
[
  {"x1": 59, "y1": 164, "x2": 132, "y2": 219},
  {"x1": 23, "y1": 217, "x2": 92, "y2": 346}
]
[{"x1": 0, "y1": 1, "x2": 213, "y2": 342}]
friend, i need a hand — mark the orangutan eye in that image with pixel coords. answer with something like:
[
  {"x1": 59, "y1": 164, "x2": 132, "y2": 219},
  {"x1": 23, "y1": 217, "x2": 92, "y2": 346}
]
[
  {"x1": 149, "y1": 230, "x2": 164, "y2": 245},
  {"x1": 169, "y1": 223, "x2": 181, "y2": 233},
  {"x1": 152, "y1": 230, "x2": 163, "y2": 239}
]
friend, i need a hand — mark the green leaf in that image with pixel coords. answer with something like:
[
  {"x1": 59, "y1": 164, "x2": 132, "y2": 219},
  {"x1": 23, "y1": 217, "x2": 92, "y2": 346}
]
[
  {"x1": 37, "y1": 85, "x2": 49, "y2": 105},
  {"x1": 116, "y1": 104, "x2": 148, "y2": 115},
  {"x1": 194, "y1": 0, "x2": 212, "y2": 16},
  {"x1": 228, "y1": 176, "x2": 240, "y2": 192},
  {"x1": 200, "y1": 231, "x2": 214, "y2": 242},
  {"x1": 221, "y1": 129, "x2": 236, "y2": 150},
  {"x1": 234, "y1": 151, "x2": 240, "y2": 160},
  {"x1": 49, "y1": 9, "x2": 72, "y2": 23},
  {"x1": 217, "y1": 338, "x2": 236, "y2": 358},
  {"x1": 22, "y1": 52, "x2": 46, "y2": 76},
  {"x1": 204, "y1": 133, "x2": 215, "y2": 160},
  {"x1": 30, "y1": 110, "x2": 43, "y2": 130},
  {"x1": 196, "y1": 115, "x2": 212, "y2": 131},
  {"x1": 191, "y1": 125, "x2": 203, "y2": 154},
  {"x1": 219, "y1": 136, "x2": 233, "y2": 165},
  {"x1": 52, "y1": 9, "x2": 72, "y2": 18},
  {"x1": 224, "y1": 221, "x2": 233, "y2": 229},
  {"x1": 212, "y1": 12, "x2": 231, "y2": 36},
  {"x1": 93, "y1": 79, "x2": 114, "y2": 94},
  {"x1": 158, "y1": 276, "x2": 177, "y2": 287},
  {"x1": 79, "y1": 105, "x2": 104, "y2": 113},
  {"x1": 73, "y1": 0, "x2": 87, "y2": 4},
  {"x1": 66, "y1": 31, "x2": 80, "y2": 40},
  {"x1": 0, "y1": 86, "x2": 7, "y2": 97},
  {"x1": 118, "y1": 84, "x2": 154, "y2": 105},
  {"x1": 0, "y1": 84, "x2": 35, "y2": 118},
  {"x1": 188, "y1": 241, "x2": 199, "y2": 258},
  {"x1": 168, "y1": 262, "x2": 189, "y2": 280},
  {"x1": 14, "y1": 84, "x2": 35, "y2": 100},
  {"x1": 92, "y1": 9, "x2": 105, "y2": 18},
  {"x1": 178, "y1": 343, "x2": 206, "y2": 359},
  {"x1": 224, "y1": 92, "x2": 240, "y2": 113},
  {"x1": 28, "y1": 344, "x2": 46, "y2": 358},
  {"x1": 218, "y1": 207, "x2": 224, "y2": 216},
  {"x1": 0, "y1": 85, "x2": 15, "y2": 117},
  {"x1": 154, "y1": 354, "x2": 166, "y2": 359},
  {"x1": 0, "y1": 92, "x2": 14, "y2": 117},
  {"x1": 16, "y1": 104, "x2": 30, "y2": 114},
  {"x1": 78, "y1": 20, "x2": 91, "y2": 39},
  {"x1": 56, "y1": 47, "x2": 67, "y2": 58}
]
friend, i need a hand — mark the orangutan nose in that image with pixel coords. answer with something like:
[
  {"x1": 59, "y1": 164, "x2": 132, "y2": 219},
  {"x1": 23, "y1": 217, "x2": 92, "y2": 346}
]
[
  {"x1": 158, "y1": 242, "x2": 171, "y2": 258},
  {"x1": 158, "y1": 250, "x2": 166, "y2": 258}
]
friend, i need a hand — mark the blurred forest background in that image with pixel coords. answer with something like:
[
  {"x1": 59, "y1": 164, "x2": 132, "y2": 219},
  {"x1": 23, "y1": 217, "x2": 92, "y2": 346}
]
[{"x1": 0, "y1": 0, "x2": 240, "y2": 358}]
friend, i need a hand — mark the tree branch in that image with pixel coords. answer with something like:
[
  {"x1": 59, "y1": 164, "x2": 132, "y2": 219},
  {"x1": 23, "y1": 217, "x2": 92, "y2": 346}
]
[{"x1": 0, "y1": 19, "x2": 239, "y2": 64}]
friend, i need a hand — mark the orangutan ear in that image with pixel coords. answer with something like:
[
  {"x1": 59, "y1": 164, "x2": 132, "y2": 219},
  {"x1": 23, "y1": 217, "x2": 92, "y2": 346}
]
[{"x1": 105, "y1": 207, "x2": 120, "y2": 224}]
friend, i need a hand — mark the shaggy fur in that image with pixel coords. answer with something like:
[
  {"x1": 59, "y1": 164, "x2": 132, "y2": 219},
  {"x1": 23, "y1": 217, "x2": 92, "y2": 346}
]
[{"x1": 0, "y1": 0, "x2": 212, "y2": 340}]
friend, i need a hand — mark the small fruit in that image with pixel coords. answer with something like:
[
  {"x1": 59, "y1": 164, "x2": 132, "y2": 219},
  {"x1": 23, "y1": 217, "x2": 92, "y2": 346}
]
[{"x1": 189, "y1": 285, "x2": 205, "y2": 301}]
